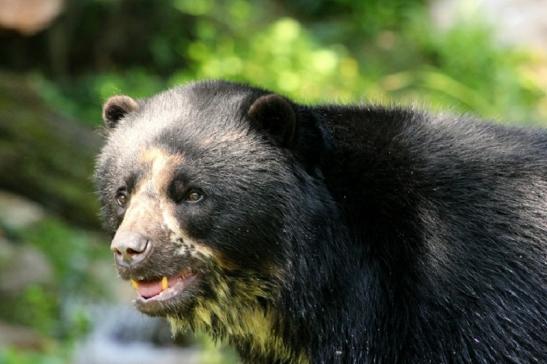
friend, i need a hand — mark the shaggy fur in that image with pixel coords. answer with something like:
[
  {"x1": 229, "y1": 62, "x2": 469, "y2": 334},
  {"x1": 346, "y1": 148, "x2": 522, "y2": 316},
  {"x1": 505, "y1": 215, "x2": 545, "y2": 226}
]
[{"x1": 96, "y1": 81, "x2": 547, "y2": 363}]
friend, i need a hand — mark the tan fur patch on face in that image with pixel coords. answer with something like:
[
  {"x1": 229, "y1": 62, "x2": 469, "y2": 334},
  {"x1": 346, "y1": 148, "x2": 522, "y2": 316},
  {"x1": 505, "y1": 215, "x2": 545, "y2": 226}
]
[
  {"x1": 118, "y1": 188, "x2": 161, "y2": 234},
  {"x1": 114, "y1": 147, "x2": 233, "y2": 268},
  {"x1": 140, "y1": 147, "x2": 185, "y2": 194}
]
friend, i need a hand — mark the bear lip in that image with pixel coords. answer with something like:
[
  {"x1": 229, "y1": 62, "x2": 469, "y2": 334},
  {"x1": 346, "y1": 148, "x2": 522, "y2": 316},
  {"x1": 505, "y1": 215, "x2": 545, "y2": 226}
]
[
  {"x1": 133, "y1": 273, "x2": 199, "y2": 316},
  {"x1": 131, "y1": 268, "x2": 196, "y2": 300}
]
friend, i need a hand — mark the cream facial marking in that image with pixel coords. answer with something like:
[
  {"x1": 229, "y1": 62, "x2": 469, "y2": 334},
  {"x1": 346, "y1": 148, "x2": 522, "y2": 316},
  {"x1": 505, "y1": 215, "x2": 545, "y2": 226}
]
[
  {"x1": 140, "y1": 147, "x2": 185, "y2": 194},
  {"x1": 116, "y1": 184, "x2": 160, "y2": 233},
  {"x1": 118, "y1": 157, "x2": 234, "y2": 271},
  {"x1": 158, "y1": 195, "x2": 215, "y2": 260},
  {"x1": 121, "y1": 147, "x2": 216, "y2": 259},
  {"x1": 113, "y1": 147, "x2": 183, "y2": 236}
]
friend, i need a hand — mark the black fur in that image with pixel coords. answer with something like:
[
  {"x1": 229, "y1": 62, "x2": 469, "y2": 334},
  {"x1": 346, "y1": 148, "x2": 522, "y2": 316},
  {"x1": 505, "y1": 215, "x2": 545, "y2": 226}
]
[
  {"x1": 102, "y1": 95, "x2": 140, "y2": 129},
  {"x1": 96, "y1": 81, "x2": 547, "y2": 363}
]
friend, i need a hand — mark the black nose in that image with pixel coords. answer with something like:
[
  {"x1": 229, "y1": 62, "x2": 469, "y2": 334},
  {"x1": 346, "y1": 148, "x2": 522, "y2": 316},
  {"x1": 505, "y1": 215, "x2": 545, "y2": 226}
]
[{"x1": 111, "y1": 231, "x2": 151, "y2": 266}]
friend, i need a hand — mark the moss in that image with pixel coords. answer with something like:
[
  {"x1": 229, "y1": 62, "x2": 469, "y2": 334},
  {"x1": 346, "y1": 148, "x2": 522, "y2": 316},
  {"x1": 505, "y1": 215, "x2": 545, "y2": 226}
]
[{"x1": 0, "y1": 72, "x2": 102, "y2": 228}]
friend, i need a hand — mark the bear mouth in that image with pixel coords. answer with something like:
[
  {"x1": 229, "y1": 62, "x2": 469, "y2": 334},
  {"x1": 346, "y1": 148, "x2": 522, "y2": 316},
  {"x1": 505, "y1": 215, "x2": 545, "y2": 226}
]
[{"x1": 130, "y1": 268, "x2": 199, "y2": 315}]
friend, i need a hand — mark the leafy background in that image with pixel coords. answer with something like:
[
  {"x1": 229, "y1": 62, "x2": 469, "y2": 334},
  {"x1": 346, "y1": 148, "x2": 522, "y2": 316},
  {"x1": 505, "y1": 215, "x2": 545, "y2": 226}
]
[{"x1": 0, "y1": 0, "x2": 546, "y2": 363}]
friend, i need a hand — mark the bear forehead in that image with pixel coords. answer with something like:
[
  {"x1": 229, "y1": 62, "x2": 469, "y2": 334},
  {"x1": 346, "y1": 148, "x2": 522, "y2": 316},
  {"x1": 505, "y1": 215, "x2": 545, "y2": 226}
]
[
  {"x1": 120, "y1": 87, "x2": 247, "y2": 135},
  {"x1": 105, "y1": 84, "x2": 256, "y2": 153},
  {"x1": 136, "y1": 82, "x2": 252, "y2": 128},
  {"x1": 137, "y1": 147, "x2": 185, "y2": 192}
]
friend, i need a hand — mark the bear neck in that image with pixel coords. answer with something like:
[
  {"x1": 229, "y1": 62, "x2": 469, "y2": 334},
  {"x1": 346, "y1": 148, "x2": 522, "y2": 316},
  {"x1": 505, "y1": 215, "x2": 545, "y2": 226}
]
[
  {"x1": 269, "y1": 105, "x2": 426, "y2": 361},
  {"x1": 229, "y1": 105, "x2": 425, "y2": 362}
]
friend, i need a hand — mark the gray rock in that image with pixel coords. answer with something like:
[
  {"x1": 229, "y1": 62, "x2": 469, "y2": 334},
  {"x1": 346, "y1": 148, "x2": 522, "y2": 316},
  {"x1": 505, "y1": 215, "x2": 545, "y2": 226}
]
[
  {"x1": 0, "y1": 237, "x2": 53, "y2": 293},
  {"x1": 0, "y1": 321, "x2": 47, "y2": 350},
  {"x1": 430, "y1": 0, "x2": 547, "y2": 52},
  {"x1": 0, "y1": 190, "x2": 45, "y2": 230},
  {"x1": 0, "y1": 0, "x2": 64, "y2": 35}
]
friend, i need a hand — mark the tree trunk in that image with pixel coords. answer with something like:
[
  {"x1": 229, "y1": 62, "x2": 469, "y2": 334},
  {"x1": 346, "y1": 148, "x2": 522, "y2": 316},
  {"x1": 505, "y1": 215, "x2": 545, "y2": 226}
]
[{"x1": 0, "y1": 72, "x2": 102, "y2": 228}]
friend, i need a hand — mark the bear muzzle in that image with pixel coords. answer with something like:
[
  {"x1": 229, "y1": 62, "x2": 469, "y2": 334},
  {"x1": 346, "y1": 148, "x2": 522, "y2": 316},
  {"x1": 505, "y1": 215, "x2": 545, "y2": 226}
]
[{"x1": 111, "y1": 230, "x2": 152, "y2": 267}]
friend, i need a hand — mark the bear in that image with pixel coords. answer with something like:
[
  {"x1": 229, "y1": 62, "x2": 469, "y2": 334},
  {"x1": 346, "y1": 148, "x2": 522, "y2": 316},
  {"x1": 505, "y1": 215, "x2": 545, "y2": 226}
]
[{"x1": 95, "y1": 81, "x2": 547, "y2": 363}]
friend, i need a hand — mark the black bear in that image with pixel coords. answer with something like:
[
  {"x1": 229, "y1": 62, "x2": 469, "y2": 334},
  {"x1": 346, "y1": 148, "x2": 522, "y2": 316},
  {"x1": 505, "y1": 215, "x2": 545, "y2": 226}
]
[{"x1": 95, "y1": 81, "x2": 547, "y2": 363}]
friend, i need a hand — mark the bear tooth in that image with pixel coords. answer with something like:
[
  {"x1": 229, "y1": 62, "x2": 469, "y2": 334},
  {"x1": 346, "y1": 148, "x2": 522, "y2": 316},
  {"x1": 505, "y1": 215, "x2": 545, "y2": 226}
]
[
  {"x1": 130, "y1": 279, "x2": 139, "y2": 289},
  {"x1": 161, "y1": 276, "x2": 168, "y2": 290}
]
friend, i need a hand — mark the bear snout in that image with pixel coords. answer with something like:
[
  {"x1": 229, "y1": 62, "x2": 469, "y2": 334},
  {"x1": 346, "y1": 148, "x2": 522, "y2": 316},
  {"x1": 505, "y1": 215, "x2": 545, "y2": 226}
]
[{"x1": 111, "y1": 230, "x2": 152, "y2": 268}]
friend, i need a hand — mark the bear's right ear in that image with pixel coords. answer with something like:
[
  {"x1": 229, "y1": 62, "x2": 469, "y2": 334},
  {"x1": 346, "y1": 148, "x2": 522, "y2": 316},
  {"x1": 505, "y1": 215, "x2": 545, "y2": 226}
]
[
  {"x1": 247, "y1": 94, "x2": 296, "y2": 147},
  {"x1": 102, "y1": 95, "x2": 139, "y2": 129}
]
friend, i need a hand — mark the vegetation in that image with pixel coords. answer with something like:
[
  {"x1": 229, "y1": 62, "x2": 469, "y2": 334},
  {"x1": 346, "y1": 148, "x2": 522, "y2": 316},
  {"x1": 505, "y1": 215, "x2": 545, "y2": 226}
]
[
  {"x1": 16, "y1": 0, "x2": 543, "y2": 125},
  {"x1": 0, "y1": 0, "x2": 545, "y2": 363}
]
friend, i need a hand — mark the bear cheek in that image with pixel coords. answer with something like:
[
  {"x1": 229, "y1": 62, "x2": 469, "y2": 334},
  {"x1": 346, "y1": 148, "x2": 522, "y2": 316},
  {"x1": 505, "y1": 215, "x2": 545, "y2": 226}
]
[
  {"x1": 172, "y1": 206, "x2": 261, "y2": 269},
  {"x1": 172, "y1": 202, "x2": 214, "y2": 241}
]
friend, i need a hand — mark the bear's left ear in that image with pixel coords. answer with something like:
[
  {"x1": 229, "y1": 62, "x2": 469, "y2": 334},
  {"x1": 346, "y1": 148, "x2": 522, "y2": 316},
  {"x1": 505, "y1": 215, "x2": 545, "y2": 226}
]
[
  {"x1": 102, "y1": 95, "x2": 139, "y2": 129},
  {"x1": 247, "y1": 94, "x2": 296, "y2": 147}
]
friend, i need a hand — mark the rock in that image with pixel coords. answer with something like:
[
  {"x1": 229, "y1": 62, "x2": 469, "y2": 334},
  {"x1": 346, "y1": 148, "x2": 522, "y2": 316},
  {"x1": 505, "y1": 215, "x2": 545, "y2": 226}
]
[
  {"x1": 430, "y1": 0, "x2": 547, "y2": 53},
  {"x1": 0, "y1": 321, "x2": 48, "y2": 350},
  {"x1": 0, "y1": 236, "x2": 15, "y2": 266},
  {"x1": 0, "y1": 0, "x2": 64, "y2": 35},
  {"x1": 0, "y1": 73, "x2": 101, "y2": 229},
  {"x1": 0, "y1": 190, "x2": 45, "y2": 230},
  {"x1": 0, "y1": 237, "x2": 53, "y2": 294}
]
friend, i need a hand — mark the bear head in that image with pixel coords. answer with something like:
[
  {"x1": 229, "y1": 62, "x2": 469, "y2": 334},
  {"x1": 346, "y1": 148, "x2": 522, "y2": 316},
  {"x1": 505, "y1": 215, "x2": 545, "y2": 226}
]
[{"x1": 95, "y1": 81, "x2": 331, "y2": 341}]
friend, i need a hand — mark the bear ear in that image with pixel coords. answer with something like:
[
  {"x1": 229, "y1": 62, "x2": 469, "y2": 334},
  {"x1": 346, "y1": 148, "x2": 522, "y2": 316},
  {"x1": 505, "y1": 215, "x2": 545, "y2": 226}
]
[
  {"x1": 247, "y1": 94, "x2": 296, "y2": 147},
  {"x1": 102, "y1": 95, "x2": 139, "y2": 129}
]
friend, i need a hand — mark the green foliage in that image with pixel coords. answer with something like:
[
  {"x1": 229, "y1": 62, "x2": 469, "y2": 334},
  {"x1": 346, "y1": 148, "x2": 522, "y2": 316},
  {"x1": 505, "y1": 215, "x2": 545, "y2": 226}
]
[
  {"x1": 391, "y1": 16, "x2": 546, "y2": 121},
  {"x1": 172, "y1": 17, "x2": 364, "y2": 103},
  {"x1": 33, "y1": 70, "x2": 164, "y2": 125},
  {"x1": 3, "y1": 0, "x2": 547, "y2": 362},
  {"x1": 16, "y1": 218, "x2": 109, "y2": 296},
  {"x1": 19, "y1": 285, "x2": 59, "y2": 334},
  {"x1": 32, "y1": 0, "x2": 546, "y2": 126},
  {"x1": 0, "y1": 348, "x2": 66, "y2": 364},
  {"x1": 0, "y1": 217, "x2": 106, "y2": 340}
]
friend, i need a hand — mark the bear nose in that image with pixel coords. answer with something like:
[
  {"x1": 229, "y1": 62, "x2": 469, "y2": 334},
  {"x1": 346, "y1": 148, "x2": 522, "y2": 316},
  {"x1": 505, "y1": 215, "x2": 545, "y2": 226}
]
[{"x1": 110, "y1": 231, "x2": 151, "y2": 265}]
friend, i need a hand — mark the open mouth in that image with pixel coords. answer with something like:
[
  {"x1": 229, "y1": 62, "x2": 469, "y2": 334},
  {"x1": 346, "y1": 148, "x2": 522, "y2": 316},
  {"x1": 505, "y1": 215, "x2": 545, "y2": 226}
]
[{"x1": 130, "y1": 268, "x2": 198, "y2": 314}]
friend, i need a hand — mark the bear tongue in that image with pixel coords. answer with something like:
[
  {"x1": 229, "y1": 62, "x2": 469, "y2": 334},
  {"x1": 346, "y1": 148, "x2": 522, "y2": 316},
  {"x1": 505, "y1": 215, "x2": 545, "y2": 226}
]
[
  {"x1": 137, "y1": 279, "x2": 163, "y2": 299},
  {"x1": 135, "y1": 276, "x2": 181, "y2": 299}
]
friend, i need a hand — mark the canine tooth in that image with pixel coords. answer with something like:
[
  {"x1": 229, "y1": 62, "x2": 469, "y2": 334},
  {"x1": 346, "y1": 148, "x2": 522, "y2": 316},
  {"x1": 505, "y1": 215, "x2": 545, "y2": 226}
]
[
  {"x1": 131, "y1": 280, "x2": 139, "y2": 289},
  {"x1": 161, "y1": 276, "x2": 168, "y2": 290}
]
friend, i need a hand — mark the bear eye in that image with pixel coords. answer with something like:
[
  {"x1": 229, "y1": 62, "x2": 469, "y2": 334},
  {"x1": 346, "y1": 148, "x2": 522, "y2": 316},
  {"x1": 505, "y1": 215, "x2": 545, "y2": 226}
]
[
  {"x1": 185, "y1": 189, "x2": 204, "y2": 203},
  {"x1": 115, "y1": 189, "x2": 129, "y2": 207},
  {"x1": 168, "y1": 177, "x2": 205, "y2": 204}
]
